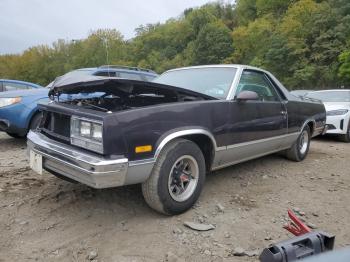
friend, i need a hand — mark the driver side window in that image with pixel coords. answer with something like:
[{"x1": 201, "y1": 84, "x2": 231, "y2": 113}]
[{"x1": 236, "y1": 70, "x2": 280, "y2": 102}]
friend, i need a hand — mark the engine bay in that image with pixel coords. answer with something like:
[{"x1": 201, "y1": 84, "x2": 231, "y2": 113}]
[
  {"x1": 61, "y1": 93, "x2": 203, "y2": 112},
  {"x1": 51, "y1": 78, "x2": 217, "y2": 112}
]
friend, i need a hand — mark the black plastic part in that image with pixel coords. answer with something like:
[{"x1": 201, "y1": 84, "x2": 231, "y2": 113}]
[
  {"x1": 259, "y1": 232, "x2": 335, "y2": 262},
  {"x1": 0, "y1": 119, "x2": 9, "y2": 131},
  {"x1": 45, "y1": 167, "x2": 78, "y2": 184}
]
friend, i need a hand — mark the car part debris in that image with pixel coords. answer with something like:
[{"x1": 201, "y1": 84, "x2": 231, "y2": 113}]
[
  {"x1": 183, "y1": 221, "x2": 215, "y2": 231},
  {"x1": 284, "y1": 209, "x2": 311, "y2": 236},
  {"x1": 259, "y1": 210, "x2": 335, "y2": 262}
]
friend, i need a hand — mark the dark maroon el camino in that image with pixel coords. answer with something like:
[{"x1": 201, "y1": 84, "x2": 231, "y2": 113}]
[{"x1": 28, "y1": 65, "x2": 326, "y2": 215}]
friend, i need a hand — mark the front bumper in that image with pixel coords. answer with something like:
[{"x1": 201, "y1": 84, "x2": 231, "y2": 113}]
[
  {"x1": 27, "y1": 131, "x2": 155, "y2": 189},
  {"x1": 325, "y1": 115, "x2": 349, "y2": 135},
  {"x1": 0, "y1": 119, "x2": 10, "y2": 131},
  {"x1": 0, "y1": 103, "x2": 30, "y2": 136},
  {"x1": 0, "y1": 118, "x2": 27, "y2": 136}
]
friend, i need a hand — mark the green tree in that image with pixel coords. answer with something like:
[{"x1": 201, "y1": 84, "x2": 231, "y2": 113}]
[
  {"x1": 192, "y1": 21, "x2": 233, "y2": 65},
  {"x1": 339, "y1": 50, "x2": 350, "y2": 84},
  {"x1": 1, "y1": 0, "x2": 350, "y2": 88}
]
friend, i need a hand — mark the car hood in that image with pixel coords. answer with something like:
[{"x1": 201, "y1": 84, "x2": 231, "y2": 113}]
[
  {"x1": 48, "y1": 75, "x2": 216, "y2": 100},
  {"x1": 0, "y1": 88, "x2": 48, "y2": 98},
  {"x1": 323, "y1": 102, "x2": 350, "y2": 111}
]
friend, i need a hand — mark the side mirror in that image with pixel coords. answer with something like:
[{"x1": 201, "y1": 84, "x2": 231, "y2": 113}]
[{"x1": 236, "y1": 91, "x2": 259, "y2": 101}]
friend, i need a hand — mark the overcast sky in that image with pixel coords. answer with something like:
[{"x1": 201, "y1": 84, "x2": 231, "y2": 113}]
[{"x1": 0, "y1": 0, "x2": 216, "y2": 55}]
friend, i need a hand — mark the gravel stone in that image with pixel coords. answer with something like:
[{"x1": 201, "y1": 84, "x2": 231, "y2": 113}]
[
  {"x1": 233, "y1": 247, "x2": 245, "y2": 256},
  {"x1": 88, "y1": 250, "x2": 98, "y2": 260}
]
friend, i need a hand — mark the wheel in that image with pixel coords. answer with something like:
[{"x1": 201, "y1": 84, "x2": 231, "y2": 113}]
[
  {"x1": 142, "y1": 138, "x2": 206, "y2": 215},
  {"x1": 338, "y1": 120, "x2": 350, "y2": 142},
  {"x1": 285, "y1": 125, "x2": 311, "y2": 162},
  {"x1": 29, "y1": 112, "x2": 43, "y2": 131}
]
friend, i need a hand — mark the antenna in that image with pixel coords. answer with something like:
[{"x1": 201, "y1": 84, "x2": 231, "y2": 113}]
[{"x1": 103, "y1": 37, "x2": 111, "y2": 77}]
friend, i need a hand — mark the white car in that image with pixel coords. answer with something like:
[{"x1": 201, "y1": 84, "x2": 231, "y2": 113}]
[{"x1": 306, "y1": 89, "x2": 350, "y2": 142}]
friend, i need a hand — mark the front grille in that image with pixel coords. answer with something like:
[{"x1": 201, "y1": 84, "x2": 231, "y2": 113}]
[
  {"x1": 42, "y1": 112, "x2": 71, "y2": 142},
  {"x1": 52, "y1": 113, "x2": 70, "y2": 137}
]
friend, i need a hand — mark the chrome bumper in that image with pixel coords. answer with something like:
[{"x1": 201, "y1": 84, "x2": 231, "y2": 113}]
[{"x1": 27, "y1": 131, "x2": 154, "y2": 188}]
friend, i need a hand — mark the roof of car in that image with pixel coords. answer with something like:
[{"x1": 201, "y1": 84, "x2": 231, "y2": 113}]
[
  {"x1": 0, "y1": 79, "x2": 42, "y2": 87},
  {"x1": 76, "y1": 66, "x2": 158, "y2": 76},
  {"x1": 308, "y1": 89, "x2": 350, "y2": 92},
  {"x1": 164, "y1": 64, "x2": 269, "y2": 73}
]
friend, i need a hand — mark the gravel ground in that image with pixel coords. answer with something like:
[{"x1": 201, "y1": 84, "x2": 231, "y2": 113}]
[{"x1": 0, "y1": 132, "x2": 349, "y2": 261}]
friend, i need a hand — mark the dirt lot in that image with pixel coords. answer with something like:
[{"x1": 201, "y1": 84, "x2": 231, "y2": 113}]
[{"x1": 0, "y1": 132, "x2": 349, "y2": 262}]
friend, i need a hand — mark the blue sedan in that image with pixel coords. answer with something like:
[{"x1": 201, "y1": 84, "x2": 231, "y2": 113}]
[
  {"x1": 0, "y1": 66, "x2": 158, "y2": 138},
  {"x1": 0, "y1": 88, "x2": 48, "y2": 137}
]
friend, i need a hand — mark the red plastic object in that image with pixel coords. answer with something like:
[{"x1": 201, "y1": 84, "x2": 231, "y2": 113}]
[{"x1": 283, "y1": 209, "x2": 312, "y2": 236}]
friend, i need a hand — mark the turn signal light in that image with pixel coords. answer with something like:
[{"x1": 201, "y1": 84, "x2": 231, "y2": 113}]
[{"x1": 135, "y1": 145, "x2": 152, "y2": 153}]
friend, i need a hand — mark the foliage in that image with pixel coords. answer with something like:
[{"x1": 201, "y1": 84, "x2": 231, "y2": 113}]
[
  {"x1": 0, "y1": 1, "x2": 349, "y2": 89},
  {"x1": 339, "y1": 50, "x2": 350, "y2": 84}
]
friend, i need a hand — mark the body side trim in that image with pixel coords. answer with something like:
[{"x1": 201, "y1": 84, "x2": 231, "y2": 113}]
[
  {"x1": 211, "y1": 146, "x2": 291, "y2": 171},
  {"x1": 153, "y1": 129, "x2": 300, "y2": 173},
  {"x1": 226, "y1": 132, "x2": 299, "y2": 150},
  {"x1": 211, "y1": 132, "x2": 299, "y2": 171},
  {"x1": 129, "y1": 158, "x2": 155, "y2": 166}
]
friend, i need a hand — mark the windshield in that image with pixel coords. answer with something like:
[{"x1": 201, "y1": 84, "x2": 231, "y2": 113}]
[
  {"x1": 153, "y1": 67, "x2": 237, "y2": 99},
  {"x1": 306, "y1": 91, "x2": 350, "y2": 102}
]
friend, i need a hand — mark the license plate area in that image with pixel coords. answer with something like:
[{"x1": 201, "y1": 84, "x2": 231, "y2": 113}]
[{"x1": 29, "y1": 150, "x2": 43, "y2": 175}]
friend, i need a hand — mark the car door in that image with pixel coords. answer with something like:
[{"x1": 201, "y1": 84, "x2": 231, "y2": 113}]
[{"x1": 217, "y1": 69, "x2": 288, "y2": 167}]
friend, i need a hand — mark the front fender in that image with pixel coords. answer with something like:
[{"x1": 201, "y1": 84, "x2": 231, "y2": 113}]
[{"x1": 21, "y1": 97, "x2": 49, "y2": 128}]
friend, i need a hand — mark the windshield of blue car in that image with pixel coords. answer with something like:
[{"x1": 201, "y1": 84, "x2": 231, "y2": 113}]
[
  {"x1": 306, "y1": 91, "x2": 350, "y2": 102},
  {"x1": 153, "y1": 67, "x2": 237, "y2": 99}
]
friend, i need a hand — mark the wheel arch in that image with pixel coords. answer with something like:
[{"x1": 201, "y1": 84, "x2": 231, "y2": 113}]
[
  {"x1": 154, "y1": 129, "x2": 217, "y2": 171},
  {"x1": 300, "y1": 119, "x2": 316, "y2": 136},
  {"x1": 26, "y1": 109, "x2": 42, "y2": 131}
]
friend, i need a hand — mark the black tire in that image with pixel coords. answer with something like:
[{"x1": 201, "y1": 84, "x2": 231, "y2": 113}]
[
  {"x1": 29, "y1": 112, "x2": 43, "y2": 131},
  {"x1": 142, "y1": 138, "x2": 206, "y2": 215},
  {"x1": 285, "y1": 125, "x2": 311, "y2": 162},
  {"x1": 338, "y1": 121, "x2": 350, "y2": 142}
]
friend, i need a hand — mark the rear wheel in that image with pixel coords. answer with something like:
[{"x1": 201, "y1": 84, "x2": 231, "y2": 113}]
[
  {"x1": 338, "y1": 120, "x2": 350, "y2": 142},
  {"x1": 142, "y1": 138, "x2": 206, "y2": 215},
  {"x1": 285, "y1": 125, "x2": 311, "y2": 162}
]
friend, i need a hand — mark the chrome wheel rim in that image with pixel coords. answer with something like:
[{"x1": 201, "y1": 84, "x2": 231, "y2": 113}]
[
  {"x1": 168, "y1": 155, "x2": 199, "y2": 202},
  {"x1": 299, "y1": 130, "x2": 309, "y2": 155}
]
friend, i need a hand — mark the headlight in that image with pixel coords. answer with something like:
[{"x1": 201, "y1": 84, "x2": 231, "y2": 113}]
[
  {"x1": 327, "y1": 109, "x2": 349, "y2": 116},
  {"x1": 80, "y1": 121, "x2": 91, "y2": 136},
  {"x1": 92, "y1": 124, "x2": 102, "y2": 140},
  {"x1": 0, "y1": 97, "x2": 22, "y2": 108},
  {"x1": 70, "y1": 116, "x2": 103, "y2": 153}
]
